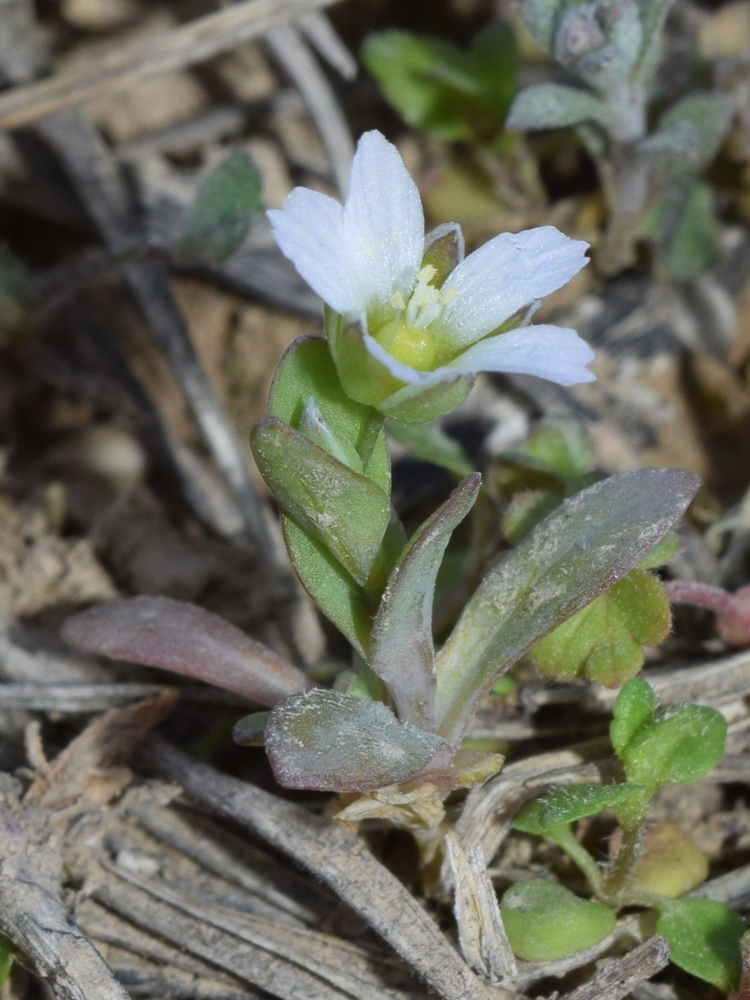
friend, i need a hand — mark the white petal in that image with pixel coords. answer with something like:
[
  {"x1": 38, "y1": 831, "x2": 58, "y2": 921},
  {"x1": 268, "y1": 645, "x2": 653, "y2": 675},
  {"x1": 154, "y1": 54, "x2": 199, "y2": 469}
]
[
  {"x1": 440, "y1": 227, "x2": 590, "y2": 349},
  {"x1": 443, "y1": 325, "x2": 596, "y2": 385},
  {"x1": 268, "y1": 188, "x2": 359, "y2": 315},
  {"x1": 343, "y1": 131, "x2": 424, "y2": 311}
]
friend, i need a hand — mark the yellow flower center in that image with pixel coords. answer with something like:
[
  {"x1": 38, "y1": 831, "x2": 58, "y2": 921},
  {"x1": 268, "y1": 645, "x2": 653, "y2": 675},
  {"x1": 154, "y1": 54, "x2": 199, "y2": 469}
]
[
  {"x1": 388, "y1": 321, "x2": 437, "y2": 370},
  {"x1": 371, "y1": 265, "x2": 458, "y2": 372}
]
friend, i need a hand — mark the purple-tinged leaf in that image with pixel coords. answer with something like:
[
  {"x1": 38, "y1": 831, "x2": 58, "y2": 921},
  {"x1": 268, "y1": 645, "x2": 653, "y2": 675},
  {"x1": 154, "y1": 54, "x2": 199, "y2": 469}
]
[
  {"x1": 435, "y1": 469, "x2": 700, "y2": 744},
  {"x1": 370, "y1": 474, "x2": 481, "y2": 730},
  {"x1": 61, "y1": 596, "x2": 311, "y2": 706},
  {"x1": 265, "y1": 689, "x2": 449, "y2": 792}
]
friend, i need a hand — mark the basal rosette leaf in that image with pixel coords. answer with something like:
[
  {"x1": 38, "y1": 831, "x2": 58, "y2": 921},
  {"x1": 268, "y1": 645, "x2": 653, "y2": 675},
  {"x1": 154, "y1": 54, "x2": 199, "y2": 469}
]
[
  {"x1": 501, "y1": 881, "x2": 616, "y2": 962},
  {"x1": 656, "y1": 899, "x2": 746, "y2": 992},
  {"x1": 529, "y1": 568, "x2": 672, "y2": 687},
  {"x1": 265, "y1": 689, "x2": 449, "y2": 792},
  {"x1": 61, "y1": 596, "x2": 310, "y2": 706},
  {"x1": 434, "y1": 469, "x2": 699, "y2": 744}
]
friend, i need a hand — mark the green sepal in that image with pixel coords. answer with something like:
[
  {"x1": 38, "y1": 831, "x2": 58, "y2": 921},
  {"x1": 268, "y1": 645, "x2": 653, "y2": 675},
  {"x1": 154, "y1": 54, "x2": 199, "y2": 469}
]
[
  {"x1": 529, "y1": 568, "x2": 672, "y2": 687},
  {"x1": 656, "y1": 898, "x2": 746, "y2": 993},
  {"x1": 178, "y1": 151, "x2": 262, "y2": 263},
  {"x1": 501, "y1": 881, "x2": 616, "y2": 962}
]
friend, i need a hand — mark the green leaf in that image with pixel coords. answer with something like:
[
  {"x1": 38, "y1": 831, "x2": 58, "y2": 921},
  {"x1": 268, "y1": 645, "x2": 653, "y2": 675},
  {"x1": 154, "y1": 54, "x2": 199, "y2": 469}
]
[
  {"x1": 503, "y1": 490, "x2": 562, "y2": 543},
  {"x1": 521, "y1": 0, "x2": 565, "y2": 51},
  {"x1": 619, "y1": 702, "x2": 727, "y2": 789},
  {"x1": 282, "y1": 517, "x2": 373, "y2": 660},
  {"x1": 660, "y1": 180, "x2": 722, "y2": 280},
  {"x1": 0, "y1": 935, "x2": 12, "y2": 988},
  {"x1": 506, "y1": 84, "x2": 608, "y2": 132},
  {"x1": 637, "y1": 530, "x2": 682, "y2": 569},
  {"x1": 385, "y1": 418, "x2": 473, "y2": 478},
  {"x1": 435, "y1": 469, "x2": 700, "y2": 744},
  {"x1": 362, "y1": 22, "x2": 516, "y2": 145},
  {"x1": 233, "y1": 711, "x2": 270, "y2": 746},
  {"x1": 494, "y1": 418, "x2": 593, "y2": 499},
  {"x1": 529, "y1": 569, "x2": 672, "y2": 687},
  {"x1": 370, "y1": 474, "x2": 481, "y2": 729},
  {"x1": 656, "y1": 899, "x2": 746, "y2": 992},
  {"x1": 520, "y1": 418, "x2": 593, "y2": 481},
  {"x1": 299, "y1": 398, "x2": 363, "y2": 473},
  {"x1": 178, "y1": 151, "x2": 262, "y2": 263},
  {"x1": 501, "y1": 881, "x2": 616, "y2": 962},
  {"x1": 268, "y1": 336, "x2": 390, "y2": 493},
  {"x1": 251, "y1": 417, "x2": 391, "y2": 587},
  {"x1": 638, "y1": 119, "x2": 701, "y2": 160},
  {"x1": 658, "y1": 93, "x2": 735, "y2": 173},
  {"x1": 611, "y1": 676, "x2": 657, "y2": 757},
  {"x1": 265, "y1": 689, "x2": 448, "y2": 792},
  {"x1": 515, "y1": 783, "x2": 639, "y2": 835},
  {"x1": 0, "y1": 243, "x2": 31, "y2": 342}
]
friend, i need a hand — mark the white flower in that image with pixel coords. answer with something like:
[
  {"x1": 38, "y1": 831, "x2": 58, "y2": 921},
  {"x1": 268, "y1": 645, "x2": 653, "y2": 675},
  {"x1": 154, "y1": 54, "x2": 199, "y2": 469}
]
[{"x1": 268, "y1": 130, "x2": 594, "y2": 420}]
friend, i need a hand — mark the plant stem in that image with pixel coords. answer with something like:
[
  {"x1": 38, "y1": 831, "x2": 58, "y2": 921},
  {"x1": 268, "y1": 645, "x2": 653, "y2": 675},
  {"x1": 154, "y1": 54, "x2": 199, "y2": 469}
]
[
  {"x1": 600, "y1": 822, "x2": 644, "y2": 906},
  {"x1": 553, "y1": 826, "x2": 604, "y2": 897}
]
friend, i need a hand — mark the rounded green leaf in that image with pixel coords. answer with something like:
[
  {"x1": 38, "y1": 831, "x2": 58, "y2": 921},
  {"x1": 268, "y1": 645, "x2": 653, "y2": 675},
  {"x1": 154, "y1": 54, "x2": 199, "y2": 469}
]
[
  {"x1": 501, "y1": 881, "x2": 616, "y2": 962},
  {"x1": 530, "y1": 570, "x2": 672, "y2": 687},
  {"x1": 621, "y1": 704, "x2": 727, "y2": 789},
  {"x1": 657, "y1": 899, "x2": 746, "y2": 992}
]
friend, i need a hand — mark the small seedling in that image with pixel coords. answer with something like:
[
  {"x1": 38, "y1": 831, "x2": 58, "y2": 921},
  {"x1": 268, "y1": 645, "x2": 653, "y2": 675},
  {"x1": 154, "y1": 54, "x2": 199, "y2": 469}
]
[{"x1": 507, "y1": 676, "x2": 744, "y2": 991}]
